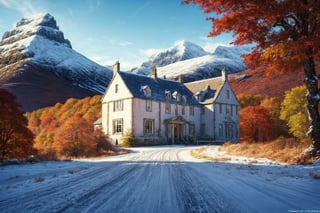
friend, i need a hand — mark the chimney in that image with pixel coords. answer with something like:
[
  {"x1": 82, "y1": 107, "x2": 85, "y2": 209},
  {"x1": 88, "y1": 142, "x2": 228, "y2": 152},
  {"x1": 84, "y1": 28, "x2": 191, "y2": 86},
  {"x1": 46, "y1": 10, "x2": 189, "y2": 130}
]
[
  {"x1": 178, "y1": 74, "x2": 184, "y2": 83},
  {"x1": 149, "y1": 67, "x2": 158, "y2": 79},
  {"x1": 113, "y1": 61, "x2": 120, "y2": 76},
  {"x1": 221, "y1": 67, "x2": 228, "y2": 82}
]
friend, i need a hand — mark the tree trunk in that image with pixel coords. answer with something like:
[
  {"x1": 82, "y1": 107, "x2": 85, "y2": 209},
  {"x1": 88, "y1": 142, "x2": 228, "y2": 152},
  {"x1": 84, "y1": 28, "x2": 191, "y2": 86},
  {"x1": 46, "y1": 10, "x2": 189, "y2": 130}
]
[{"x1": 303, "y1": 49, "x2": 320, "y2": 158}]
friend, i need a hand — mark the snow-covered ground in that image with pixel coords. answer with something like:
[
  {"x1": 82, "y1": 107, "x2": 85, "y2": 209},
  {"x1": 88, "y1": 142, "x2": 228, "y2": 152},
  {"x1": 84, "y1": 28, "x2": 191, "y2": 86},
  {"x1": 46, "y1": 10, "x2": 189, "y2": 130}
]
[{"x1": 0, "y1": 145, "x2": 319, "y2": 213}]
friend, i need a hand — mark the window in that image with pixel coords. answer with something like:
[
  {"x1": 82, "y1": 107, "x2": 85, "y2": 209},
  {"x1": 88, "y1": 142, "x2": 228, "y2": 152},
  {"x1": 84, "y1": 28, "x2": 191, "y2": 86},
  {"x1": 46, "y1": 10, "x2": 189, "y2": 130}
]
[
  {"x1": 182, "y1": 95, "x2": 187, "y2": 104},
  {"x1": 165, "y1": 102, "x2": 171, "y2": 114},
  {"x1": 219, "y1": 104, "x2": 223, "y2": 114},
  {"x1": 146, "y1": 99, "x2": 152, "y2": 112},
  {"x1": 113, "y1": 119, "x2": 123, "y2": 134},
  {"x1": 114, "y1": 100, "x2": 123, "y2": 111},
  {"x1": 189, "y1": 124, "x2": 195, "y2": 137},
  {"x1": 176, "y1": 94, "x2": 181, "y2": 102},
  {"x1": 182, "y1": 105, "x2": 185, "y2": 115},
  {"x1": 226, "y1": 105, "x2": 233, "y2": 116},
  {"x1": 226, "y1": 90, "x2": 230, "y2": 99},
  {"x1": 115, "y1": 84, "x2": 119, "y2": 93},
  {"x1": 142, "y1": 85, "x2": 151, "y2": 97},
  {"x1": 200, "y1": 123, "x2": 206, "y2": 135},
  {"x1": 225, "y1": 122, "x2": 234, "y2": 138},
  {"x1": 143, "y1": 119, "x2": 154, "y2": 135},
  {"x1": 189, "y1": 105, "x2": 194, "y2": 116},
  {"x1": 165, "y1": 90, "x2": 171, "y2": 100},
  {"x1": 219, "y1": 124, "x2": 223, "y2": 137},
  {"x1": 175, "y1": 104, "x2": 178, "y2": 115},
  {"x1": 201, "y1": 106, "x2": 205, "y2": 115}
]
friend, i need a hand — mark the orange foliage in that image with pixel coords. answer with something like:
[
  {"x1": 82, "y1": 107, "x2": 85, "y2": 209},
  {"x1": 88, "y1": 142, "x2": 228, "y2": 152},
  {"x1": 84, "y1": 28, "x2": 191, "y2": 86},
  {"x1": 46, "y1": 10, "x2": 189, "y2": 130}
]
[
  {"x1": 240, "y1": 106, "x2": 274, "y2": 142},
  {"x1": 184, "y1": 0, "x2": 320, "y2": 156},
  {"x1": 183, "y1": 0, "x2": 320, "y2": 72},
  {"x1": 0, "y1": 88, "x2": 35, "y2": 161},
  {"x1": 26, "y1": 95, "x2": 102, "y2": 156},
  {"x1": 54, "y1": 114, "x2": 96, "y2": 158}
]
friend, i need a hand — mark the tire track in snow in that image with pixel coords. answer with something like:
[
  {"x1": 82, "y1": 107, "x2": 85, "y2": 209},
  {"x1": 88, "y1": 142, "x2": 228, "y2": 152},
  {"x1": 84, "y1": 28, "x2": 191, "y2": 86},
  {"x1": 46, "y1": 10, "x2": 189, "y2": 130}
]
[
  {"x1": 0, "y1": 162, "x2": 127, "y2": 212},
  {"x1": 172, "y1": 163, "x2": 238, "y2": 213},
  {"x1": 57, "y1": 162, "x2": 141, "y2": 213}
]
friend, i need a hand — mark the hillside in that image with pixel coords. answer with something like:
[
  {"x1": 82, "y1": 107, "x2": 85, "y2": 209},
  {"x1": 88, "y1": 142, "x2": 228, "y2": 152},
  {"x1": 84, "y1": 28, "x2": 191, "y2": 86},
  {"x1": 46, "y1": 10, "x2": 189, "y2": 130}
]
[
  {"x1": 229, "y1": 67, "x2": 305, "y2": 100},
  {"x1": 0, "y1": 13, "x2": 112, "y2": 111}
]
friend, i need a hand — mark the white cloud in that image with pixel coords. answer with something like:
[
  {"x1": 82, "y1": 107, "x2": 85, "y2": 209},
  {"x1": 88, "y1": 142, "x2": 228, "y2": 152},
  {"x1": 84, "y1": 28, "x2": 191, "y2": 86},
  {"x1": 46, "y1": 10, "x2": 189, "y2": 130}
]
[{"x1": 0, "y1": 0, "x2": 41, "y2": 16}]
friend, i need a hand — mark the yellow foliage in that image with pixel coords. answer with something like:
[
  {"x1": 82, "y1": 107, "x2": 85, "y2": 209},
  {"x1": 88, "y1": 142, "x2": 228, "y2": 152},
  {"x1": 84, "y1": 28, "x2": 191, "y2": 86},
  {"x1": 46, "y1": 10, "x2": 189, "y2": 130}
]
[{"x1": 280, "y1": 86, "x2": 309, "y2": 140}]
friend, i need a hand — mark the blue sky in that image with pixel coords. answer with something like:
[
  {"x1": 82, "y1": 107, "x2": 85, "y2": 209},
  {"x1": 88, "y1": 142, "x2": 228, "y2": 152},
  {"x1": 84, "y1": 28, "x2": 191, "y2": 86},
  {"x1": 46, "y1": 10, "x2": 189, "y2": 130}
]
[{"x1": 0, "y1": 0, "x2": 233, "y2": 70}]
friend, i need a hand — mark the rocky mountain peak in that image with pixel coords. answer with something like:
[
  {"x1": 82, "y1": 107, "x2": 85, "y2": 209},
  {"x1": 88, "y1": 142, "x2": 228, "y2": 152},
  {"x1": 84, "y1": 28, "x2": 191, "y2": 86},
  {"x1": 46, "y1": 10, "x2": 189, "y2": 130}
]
[
  {"x1": 0, "y1": 13, "x2": 112, "y2": 111},
  {"x1": 0, "y1": 13, "x2": 71, "y2": 49}
]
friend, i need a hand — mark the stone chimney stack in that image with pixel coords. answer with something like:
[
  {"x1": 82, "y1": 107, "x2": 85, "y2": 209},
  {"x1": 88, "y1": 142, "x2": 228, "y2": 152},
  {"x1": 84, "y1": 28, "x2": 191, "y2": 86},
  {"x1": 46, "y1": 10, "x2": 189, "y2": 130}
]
[
  {"x1": 178, "y1": 74, "x2": 184, "y2": 83},
  {"x1": 221, "y1": 67, "x2": 228, "y2": 82},
  {"x1": 149, "y1": 67, "x2": 158, "y2": 79},
  {"x1": 113, "y1": 61, "x2": 120, "y2": 76}
]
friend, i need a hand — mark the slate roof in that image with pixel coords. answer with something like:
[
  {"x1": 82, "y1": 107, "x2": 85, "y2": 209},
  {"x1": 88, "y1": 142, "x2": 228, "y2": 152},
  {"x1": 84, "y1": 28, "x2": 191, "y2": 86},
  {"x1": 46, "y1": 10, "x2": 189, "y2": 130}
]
[
  {"x1": 119, "y1": 71, "x2": 199, "y2": 105},
  {"x1": 184, "y1": 76, "x2": 224, "y2": 104}
]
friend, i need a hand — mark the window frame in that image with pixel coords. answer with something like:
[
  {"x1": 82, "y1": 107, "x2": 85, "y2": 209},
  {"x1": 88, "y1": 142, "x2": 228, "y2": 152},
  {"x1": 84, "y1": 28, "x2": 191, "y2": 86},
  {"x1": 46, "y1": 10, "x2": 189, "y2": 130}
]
[
  {"x1": 143, "y1": 118, "x2": 155, "y2": 135},
  {"x1": 115, "y1": 84, "x2": 119, "y2": 93},
  {"x1": 165, "y1": 102, "x2": 171, "y2": 114},
  {"x1": 189, "y1": 105, "x2": 194, "y2": 116},
  {"x1": 146, "y1": 99, "x2": 152, "y2": 112},
  {"x1": 113, "y1": 119, "x2": 123, "y2": 134},
  {"x1": 114, "y1": 100, "x2": 123, "y2": 111}
]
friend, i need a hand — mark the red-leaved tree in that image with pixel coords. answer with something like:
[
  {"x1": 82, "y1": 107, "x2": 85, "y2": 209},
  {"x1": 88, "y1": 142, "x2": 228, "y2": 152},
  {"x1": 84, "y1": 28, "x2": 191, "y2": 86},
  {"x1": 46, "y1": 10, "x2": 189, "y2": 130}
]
[
  {"x1": 184, "y1": 0, "x2": 320, "y2": 157},
  {"x1": 240, "y1": 106, "x2": 274, "y2": 142}
]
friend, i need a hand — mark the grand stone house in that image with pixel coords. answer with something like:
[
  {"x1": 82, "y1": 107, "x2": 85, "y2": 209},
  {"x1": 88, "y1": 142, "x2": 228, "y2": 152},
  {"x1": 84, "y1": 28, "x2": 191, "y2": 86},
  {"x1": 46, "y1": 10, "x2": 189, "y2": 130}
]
[{"x1": 99, "y1": 62, "x2": 240, "y2": 145}]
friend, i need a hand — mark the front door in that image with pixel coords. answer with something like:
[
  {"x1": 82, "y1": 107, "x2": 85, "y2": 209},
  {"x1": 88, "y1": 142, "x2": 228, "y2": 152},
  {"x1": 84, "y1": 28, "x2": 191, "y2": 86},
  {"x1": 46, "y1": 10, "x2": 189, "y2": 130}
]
[{"x1": 174, "y1": 124, "x2": 182, "y2": 143}]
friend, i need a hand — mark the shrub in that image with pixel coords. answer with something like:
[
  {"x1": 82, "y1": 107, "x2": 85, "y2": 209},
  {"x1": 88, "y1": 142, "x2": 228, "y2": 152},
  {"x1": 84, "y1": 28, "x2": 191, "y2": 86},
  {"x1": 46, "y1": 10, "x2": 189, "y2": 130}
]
[{"x1": 121, "y1": 131, "x2": 140, "y2": 147}]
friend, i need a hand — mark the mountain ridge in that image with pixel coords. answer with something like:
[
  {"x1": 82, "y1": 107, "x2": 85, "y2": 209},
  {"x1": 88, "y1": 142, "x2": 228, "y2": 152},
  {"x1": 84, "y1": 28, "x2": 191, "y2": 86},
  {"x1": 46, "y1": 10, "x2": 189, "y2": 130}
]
[
  {"x1": 0, "y1": 13, "x2": 112, "y2": 111},
  {"x1": 131, "y1": 40, "x2": 251, "y2": 81}
]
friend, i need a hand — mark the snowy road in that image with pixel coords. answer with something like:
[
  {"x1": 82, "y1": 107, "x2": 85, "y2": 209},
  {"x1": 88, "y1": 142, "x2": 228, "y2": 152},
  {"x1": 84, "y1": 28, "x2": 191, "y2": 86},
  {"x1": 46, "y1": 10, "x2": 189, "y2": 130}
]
[{"x1": 1, "y1": 146, "x2": 320, "y2": 213}]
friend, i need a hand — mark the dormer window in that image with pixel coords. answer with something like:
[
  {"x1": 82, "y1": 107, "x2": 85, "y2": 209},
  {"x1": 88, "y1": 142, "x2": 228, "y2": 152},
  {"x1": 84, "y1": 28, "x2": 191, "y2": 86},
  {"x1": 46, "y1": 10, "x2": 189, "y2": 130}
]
[
  {"x1": 142, "y1": 85, "x2": 151, "y2": 97},
  {"x1": 172, "y1": 91, "x2": 181, "y2": 102},
  {"x1": 182, "y1": 95, "x2": 187, "y2": 104},
  {"x1": 165, "y1": 90, "x2": 171, "y2": 100},
  {"x1": 194, "y1": 91, "x2": 201, "y2": 101}
]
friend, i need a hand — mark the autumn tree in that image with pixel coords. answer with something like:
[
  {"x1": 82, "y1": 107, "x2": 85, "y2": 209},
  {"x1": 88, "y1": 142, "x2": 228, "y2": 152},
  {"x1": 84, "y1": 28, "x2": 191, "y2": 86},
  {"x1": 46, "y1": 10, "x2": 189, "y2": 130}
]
[
  {"x1": 0, "y1": 88, "x2": 35, "y2": 161},
  {"x1": 280, "y1": 86, "x2": 309, "y2": 141},
  {"x1": 237, "y1": 94, "x2": 266, "y2": 108},
  {"x1": 54, "y1": 113, "x2": 96, "y2": 158},
  {"x1": 26, "y1": 95, "x2": 102, "y2": 156},
  {"x1": 184, "y1": 0, "x2": 320, "y2": 157},
  {"x1": 240, "y1": 106, "x2": 274, "y2": 142},
  {"x1": 260, "y1": 96, "x2": 288, "y2": 137}
]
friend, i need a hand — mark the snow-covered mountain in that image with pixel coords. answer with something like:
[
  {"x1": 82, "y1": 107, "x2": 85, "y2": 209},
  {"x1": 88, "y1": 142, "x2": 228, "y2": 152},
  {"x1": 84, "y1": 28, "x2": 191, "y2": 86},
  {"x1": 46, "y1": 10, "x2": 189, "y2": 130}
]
[
  {"x1": 157, "y1": 55, "x2": 247, "y2": 82},
  {"x1": 131, "y1": 40, "x2": 208, "y2": 75},
  {"x1": 0, "y1": 13, "x2": 112, "y2": 111},
  {"x1": 213, "y1": 45, "x2": 253, "y2": 62},
  {"x1": 131, "y1": 40, "x2": 251, "y2": 81}
]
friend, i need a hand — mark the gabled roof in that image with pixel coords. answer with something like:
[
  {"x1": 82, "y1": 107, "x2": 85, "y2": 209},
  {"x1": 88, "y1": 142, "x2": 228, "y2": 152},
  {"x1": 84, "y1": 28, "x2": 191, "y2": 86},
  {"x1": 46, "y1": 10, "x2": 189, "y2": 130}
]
[
  {"x1": 118, "y1": 71, "x2": 199, "y2": 105},
  {"x1": 184, "y1": 76, "x2": 224, "y2": 104}
]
